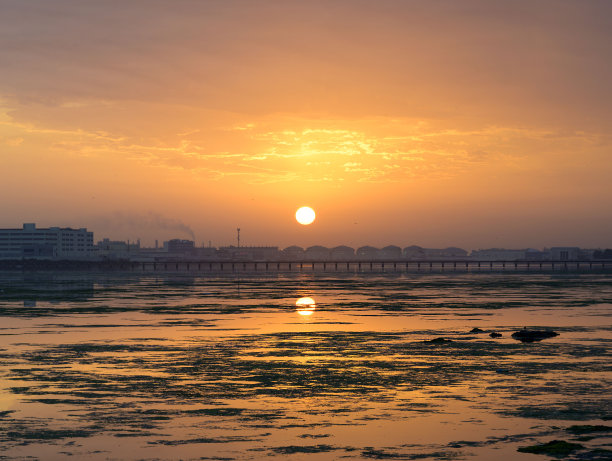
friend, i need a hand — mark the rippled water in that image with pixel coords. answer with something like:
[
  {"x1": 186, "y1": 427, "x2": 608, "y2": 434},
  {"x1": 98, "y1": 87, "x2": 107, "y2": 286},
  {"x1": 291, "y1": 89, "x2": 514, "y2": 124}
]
[{"x1": 0, "y1": 272, "x2": 611, "y2": 460}]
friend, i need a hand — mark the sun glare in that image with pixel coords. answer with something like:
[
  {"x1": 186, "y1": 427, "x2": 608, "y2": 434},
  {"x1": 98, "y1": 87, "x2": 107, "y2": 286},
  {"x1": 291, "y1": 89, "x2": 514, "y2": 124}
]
[
  {"x1": 296, "y1": 297, "x2": 316, "y2": 316},
  {"x1": 295, "y1": 206, "x2": 316, "y2": 225}
]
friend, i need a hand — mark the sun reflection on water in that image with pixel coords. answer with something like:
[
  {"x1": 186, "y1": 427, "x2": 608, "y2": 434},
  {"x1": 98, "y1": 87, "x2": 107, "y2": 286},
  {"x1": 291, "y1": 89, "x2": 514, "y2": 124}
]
[{"x1": 295, "y1": 296, "x2": 316, "y2": 316}]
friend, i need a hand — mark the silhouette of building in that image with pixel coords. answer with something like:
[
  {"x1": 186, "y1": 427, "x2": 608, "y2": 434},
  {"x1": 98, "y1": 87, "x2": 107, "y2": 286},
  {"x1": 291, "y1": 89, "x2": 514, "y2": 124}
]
[
  {"x1": 380, "y1": 245, "x2": 402, "y2": 259},
  {"x1": 0, "y1": 223, "x2": 93, "y2": 260},
  {"x1": 404, "y1": 246, "x2": 468, "y2": 260},
  {"x1": 403, "y1": 245, "x2": 426, "y2": 259},
  {"x1": 218, "y1": 246, "x2": 279, "y2": 260},
  {"x1": 166, "y1": 239, "x2": 195, "y2": 254},
  {"x1": 281, "y1": 245, "x2": 305, "y2": 260},
  {"x1": 96, "y1": 238, "x2": 140, "y2": 259},
  {"x1": 550, "y1": 247, "x2": 580, "y2": 261},
  {"x1": 471, "y1": 248, "x2": 527, "y2": 261},
  {"x1": 524, "y1": 248, "x2": 549, "y2": 260},
  {"x1": 305, "y1": 246, "x2": 330, "y2": 260},
  {"x1": 356, "y1": 246, "x2": 380, "y2": 259},
  {"x1": 330, "y1": 245, "x2": 355, "y2": 259}
]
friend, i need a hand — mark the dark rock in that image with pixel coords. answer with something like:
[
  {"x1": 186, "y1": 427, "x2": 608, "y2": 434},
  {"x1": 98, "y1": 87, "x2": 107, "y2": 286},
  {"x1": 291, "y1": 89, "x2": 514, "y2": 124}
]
[
  {"x1": 424, "y1": 337, "x2": 452, "y2": 344},
  {"x1": 566, "y1": 425, "x2": 612, "y2": 435},
  {"x1": 489, "y1": 332, "x2": 502, "y2": 338},
  {"x1": 469, "y1": 328, "x2": 485, "y2": 333},
  {"x1": 517, "y1": 440, "x2": 583, "y2": 456},
  {"x1": 511, "y1": 328, "x2": 559, "y2": 343}
]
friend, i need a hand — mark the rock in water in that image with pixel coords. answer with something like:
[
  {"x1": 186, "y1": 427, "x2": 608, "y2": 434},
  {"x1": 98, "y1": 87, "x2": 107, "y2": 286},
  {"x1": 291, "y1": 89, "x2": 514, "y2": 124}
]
[
  {"x1": 470, "y1": 327, "x2": 485, "y2": 333},
  {"x1": 424, "y1": 337, "x2": 453, "y2": 344},
  {"x1": 517, "y1": 440, "x2": 583, "y2": 456},
  {"x1": 489, "y1": 332, "x2": 502, "y2": 338},
  {"x1": 511, "y1": 328, "x2": 559, "y2": 343}
]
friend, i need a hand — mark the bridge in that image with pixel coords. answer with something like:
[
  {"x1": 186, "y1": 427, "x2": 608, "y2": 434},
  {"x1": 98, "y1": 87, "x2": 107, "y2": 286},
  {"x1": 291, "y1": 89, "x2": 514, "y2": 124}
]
[
  {"x1": 0, "y1": 259, "x2": 609, "y2": 273},
  {"x1": 130, "y1": 259, "x2": 610, "y2": 273}
]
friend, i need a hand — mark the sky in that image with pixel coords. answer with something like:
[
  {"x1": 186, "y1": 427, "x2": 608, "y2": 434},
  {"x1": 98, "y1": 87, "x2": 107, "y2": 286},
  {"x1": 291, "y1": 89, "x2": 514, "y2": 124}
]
[{"x1": 1, "y1": 0, "x2": 611, "y2": 250}]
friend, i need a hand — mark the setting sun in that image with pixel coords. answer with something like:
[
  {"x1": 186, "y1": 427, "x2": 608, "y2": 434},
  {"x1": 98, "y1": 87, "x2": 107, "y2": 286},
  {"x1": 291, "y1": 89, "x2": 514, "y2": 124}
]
[{"x1": 295, "y1": 206, "x2": 315, "y2": 225}]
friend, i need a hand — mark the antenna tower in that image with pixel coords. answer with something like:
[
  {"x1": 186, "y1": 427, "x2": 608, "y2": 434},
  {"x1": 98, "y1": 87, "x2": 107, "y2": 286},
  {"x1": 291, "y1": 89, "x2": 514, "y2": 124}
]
[{"x1": 237, "y1": 228, "x2": 240, "y2": 248}]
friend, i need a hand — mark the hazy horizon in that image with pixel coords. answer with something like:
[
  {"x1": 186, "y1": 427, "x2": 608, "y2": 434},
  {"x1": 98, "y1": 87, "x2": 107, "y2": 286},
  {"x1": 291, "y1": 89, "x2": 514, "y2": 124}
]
[{"x1": 1, "y1": 1, "x2": 611, "y2": 249}]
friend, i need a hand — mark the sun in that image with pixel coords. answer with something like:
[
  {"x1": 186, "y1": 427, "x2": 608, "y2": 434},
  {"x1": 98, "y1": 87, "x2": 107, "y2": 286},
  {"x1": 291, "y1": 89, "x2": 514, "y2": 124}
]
[{"x1": 295, "y1": 206, "x2": 316, "y2": 225}]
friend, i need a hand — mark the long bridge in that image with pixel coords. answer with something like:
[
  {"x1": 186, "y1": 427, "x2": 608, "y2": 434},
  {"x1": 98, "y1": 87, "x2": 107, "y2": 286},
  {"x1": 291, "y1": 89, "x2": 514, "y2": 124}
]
[
  {"x1": 1, "y1": 259, "x2": 610, "y2": 273},
  {"x1": 130, "y1": 259, "x2": 608, "y2": 273}
]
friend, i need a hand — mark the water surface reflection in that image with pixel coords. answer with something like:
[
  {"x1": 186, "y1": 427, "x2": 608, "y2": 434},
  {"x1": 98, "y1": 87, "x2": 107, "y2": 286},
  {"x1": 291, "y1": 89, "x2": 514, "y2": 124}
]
[
  {"x1": 296, "y1": 296, "x2": 316, "y2": 316},
  {"x1": 0, "y1": 273, "x2": 610, "y2": 460}
]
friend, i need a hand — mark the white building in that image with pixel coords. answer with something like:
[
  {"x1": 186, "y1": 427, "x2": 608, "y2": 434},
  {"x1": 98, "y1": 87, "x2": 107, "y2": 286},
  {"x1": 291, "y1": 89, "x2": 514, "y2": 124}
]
[{"x1": 0, "y1": 223, "x2": 94, "y2": 260}]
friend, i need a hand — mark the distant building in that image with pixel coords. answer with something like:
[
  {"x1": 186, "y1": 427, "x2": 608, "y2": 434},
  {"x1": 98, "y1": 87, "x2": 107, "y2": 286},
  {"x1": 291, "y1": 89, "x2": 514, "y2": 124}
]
[
  {"x1": 550, "y1": 247, "x2": 580, "y2": 261},
  {"x1": 0, "y1": 223, "x2": 93, "y2": 260},
  {"x1": 281, "y1": 245, "x2": 305, "y2": 260},
  {"x1": 166, "y1": 239, "x2": 195, "y2": 254},
  {"x1": 403, "y1": 245, "x2": 426, "y2": 259},
  {"x1": 96, "y1": 238, "x2": 140, "y2": 259},
  {"x1": 524, "y1": 248, "x2": 550, "y2": 260},
  {"x1": 592, "y1": 249, "x2": 612, "y2": 259},
  {"x1": 470, "y1": 248, "x2": 527, "y2": 261},
  {"x1": 194, "y1": 247, "x2": 217, "y2": 259},
  {"x1": 380, "y1": 245, "x2": 402, "y2": 259},
  {"x1": 356, "y1": 246, "x2": 380, "y2": 259},
  {"x1": 403, "y1": 246, "x2": 468, "y2": 260},
  {"x1": 218, "y1": 246, "x2": 279, "y2": 260},
  {"x1": 330, "y1": 245, "x2": 355, "y2": 259},
  {"x1": 304, "y1": 246, "x2": 330, "y2": 260}
]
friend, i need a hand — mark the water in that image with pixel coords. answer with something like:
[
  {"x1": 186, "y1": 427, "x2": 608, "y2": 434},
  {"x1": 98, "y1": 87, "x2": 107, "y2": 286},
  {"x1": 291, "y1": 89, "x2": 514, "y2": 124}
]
[{"x1": 0, "y1": 272, "x2": 610, "y2": 460}]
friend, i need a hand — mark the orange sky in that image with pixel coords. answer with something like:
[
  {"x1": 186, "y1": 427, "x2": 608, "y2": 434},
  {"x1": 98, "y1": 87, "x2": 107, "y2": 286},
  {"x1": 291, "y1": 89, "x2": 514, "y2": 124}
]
[{"x1": 1, "y1": 1, "x2": 611, "y2": 249}]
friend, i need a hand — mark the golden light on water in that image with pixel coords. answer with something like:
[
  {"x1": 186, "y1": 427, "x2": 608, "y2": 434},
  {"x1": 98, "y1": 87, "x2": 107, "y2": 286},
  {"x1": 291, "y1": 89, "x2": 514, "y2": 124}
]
[
  {"x1": 295, "y1": 207, "x2": 316, "y2": 225},
  {"x1": 295, "y1": 296, "x2": 316, "y2": 316}
]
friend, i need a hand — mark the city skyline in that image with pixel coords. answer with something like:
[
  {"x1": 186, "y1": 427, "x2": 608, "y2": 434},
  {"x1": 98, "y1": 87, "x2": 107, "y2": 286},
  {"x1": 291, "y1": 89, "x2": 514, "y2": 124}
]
[
  {"x1": 1, "y1": 219, "x2": 609, "y2": 253},
  {"x1": 1, "y1": 1, "x2": 611, "y2": 249}
]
